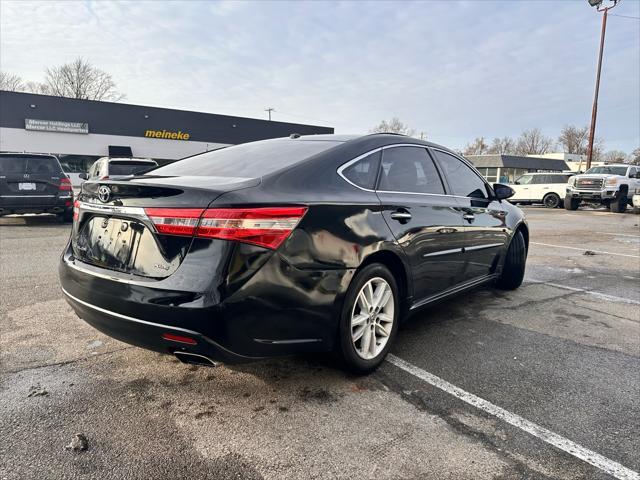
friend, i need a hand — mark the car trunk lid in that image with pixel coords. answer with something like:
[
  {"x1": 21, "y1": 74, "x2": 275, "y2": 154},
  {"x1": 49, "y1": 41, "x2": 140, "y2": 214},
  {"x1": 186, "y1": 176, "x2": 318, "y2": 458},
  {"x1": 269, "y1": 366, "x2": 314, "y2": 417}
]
[{"x1": 73, "y1": 175, "x2": 259, "y2": 278}]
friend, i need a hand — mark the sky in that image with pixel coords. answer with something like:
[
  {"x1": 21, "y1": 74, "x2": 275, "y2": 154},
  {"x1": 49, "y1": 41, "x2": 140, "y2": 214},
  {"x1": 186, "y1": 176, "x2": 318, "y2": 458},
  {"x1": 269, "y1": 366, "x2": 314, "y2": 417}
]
[{"x1": 1, "y1": 0, "x2": 639, "y2": 153}]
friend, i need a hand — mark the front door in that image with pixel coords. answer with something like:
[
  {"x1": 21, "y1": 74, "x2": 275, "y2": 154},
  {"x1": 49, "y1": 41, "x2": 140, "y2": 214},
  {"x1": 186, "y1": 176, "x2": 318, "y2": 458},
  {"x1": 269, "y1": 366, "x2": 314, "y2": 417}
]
[
  {"x1": 376, "y1": 145, "x2": 466, "y2": 301},
  {"x1": 431, "y1": 149, "x2": 509, "y2": 281}
]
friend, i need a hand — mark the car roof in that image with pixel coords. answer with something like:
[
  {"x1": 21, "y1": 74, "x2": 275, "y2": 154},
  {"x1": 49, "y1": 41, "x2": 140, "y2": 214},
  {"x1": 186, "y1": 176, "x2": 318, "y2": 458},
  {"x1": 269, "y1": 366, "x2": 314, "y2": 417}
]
[
  {"x1": 0, "y1": 152, "x2": 58, "y2": 158},
  {"x1": 294, "y1": 133, "x2": 459, "y2": 156},
  {"x1": 100, "y1": 157, "x2": 156, "y2": 163}
]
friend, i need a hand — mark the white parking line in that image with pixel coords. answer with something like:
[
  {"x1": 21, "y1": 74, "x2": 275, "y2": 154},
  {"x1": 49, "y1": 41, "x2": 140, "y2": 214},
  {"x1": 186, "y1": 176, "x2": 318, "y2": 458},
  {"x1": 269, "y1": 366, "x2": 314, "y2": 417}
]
[
  {"x1": 525, "y1": 279, "x2": 640, "y2": 305},
  {"x1": 530, "y1": 242, "x2": 640, "y2": 259},
  {"x1": 596, "y1": 232, "x2": 640, "y2": 238},
  {"x1": 386, "y1": 354, "x2": 640, "y2": 480}
]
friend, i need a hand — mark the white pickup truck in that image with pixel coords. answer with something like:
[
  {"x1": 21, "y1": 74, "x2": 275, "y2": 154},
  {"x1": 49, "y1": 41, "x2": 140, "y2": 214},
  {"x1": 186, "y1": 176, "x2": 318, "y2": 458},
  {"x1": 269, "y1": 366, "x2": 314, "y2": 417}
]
[
  {"x1": 509, "y1": 172, "x2": 574, "y2": 208},
  {"x1": 565, "y1": 164, "x2": 640, "y2": 213}
]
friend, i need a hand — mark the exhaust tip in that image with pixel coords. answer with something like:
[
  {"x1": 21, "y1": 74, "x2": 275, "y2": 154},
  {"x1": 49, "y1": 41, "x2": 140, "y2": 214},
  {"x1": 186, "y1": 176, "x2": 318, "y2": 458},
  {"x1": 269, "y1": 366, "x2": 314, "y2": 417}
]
[{"x1": 174, "y1": 351, "x2": 218, "y2": 367}]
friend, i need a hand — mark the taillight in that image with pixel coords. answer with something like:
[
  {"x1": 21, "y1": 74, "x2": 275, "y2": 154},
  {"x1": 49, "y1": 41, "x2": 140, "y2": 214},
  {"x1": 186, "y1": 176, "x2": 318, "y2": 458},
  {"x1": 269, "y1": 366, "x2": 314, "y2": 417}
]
[
  {"x1": 73, "y1": 200, "x2": 80, "y2": 221},
  {"x1": 59, "y1": 177, "x2": 73, "y2": 191},
  {"x1": 144, "y1": 208, "x2": 204, "y2": 236},
  {"x1": 198, "y1": 207, "x2": 307, "y2": 249},
  {"x1": 143, "y1": 206, "x2": 307, "y2": 250}
]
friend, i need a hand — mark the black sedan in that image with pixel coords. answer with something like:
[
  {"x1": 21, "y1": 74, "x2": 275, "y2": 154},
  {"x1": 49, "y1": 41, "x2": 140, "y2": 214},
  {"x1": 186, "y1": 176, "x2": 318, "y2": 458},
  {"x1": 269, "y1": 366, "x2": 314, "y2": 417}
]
[{"x1": 59, "y1": 134, "x2": 528, "y2": 373}]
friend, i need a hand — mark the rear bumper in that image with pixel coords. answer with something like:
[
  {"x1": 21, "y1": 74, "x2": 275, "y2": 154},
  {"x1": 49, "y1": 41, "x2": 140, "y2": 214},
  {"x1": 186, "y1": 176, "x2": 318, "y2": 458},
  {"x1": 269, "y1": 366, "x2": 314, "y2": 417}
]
[
  {"x1": 0, "y1": 195, "x2": 73, "y2": 215},
  {"x1": 61, "y1": 286, "x2": 253, "y2": 363},
  {"x1": 59, "y1": 241, "x2": 353, "y2": 363}
]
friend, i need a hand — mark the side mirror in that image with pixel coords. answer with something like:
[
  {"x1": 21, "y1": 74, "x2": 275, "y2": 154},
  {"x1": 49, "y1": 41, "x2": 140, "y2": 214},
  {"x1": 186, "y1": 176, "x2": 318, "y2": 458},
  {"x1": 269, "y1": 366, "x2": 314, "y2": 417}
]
[
  {"x1": 78, "y1": 173, "x2": 88, "y2": 180},
  {"x1": 493, "y1": 183, "x2": 515, "y2": 200}
]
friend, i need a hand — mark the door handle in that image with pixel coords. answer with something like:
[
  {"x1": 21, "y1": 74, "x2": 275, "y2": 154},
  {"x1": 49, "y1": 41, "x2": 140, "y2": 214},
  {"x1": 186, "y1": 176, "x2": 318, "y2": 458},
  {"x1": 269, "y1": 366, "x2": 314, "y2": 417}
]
[
  {"x1": 390, "y1": 211, "x2": 412, "y2": 221},
  {"x1": 463, "y1": 213, "x2": 475, "y2": 222}
]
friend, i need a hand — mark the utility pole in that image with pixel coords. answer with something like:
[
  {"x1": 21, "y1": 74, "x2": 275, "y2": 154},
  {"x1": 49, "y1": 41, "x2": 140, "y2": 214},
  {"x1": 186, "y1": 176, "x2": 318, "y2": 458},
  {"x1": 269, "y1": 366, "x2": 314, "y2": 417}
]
[
  {"x1": 265, "y1": 107, "x2": 275, "y2": 121},
  {"x1": 585, "y1": 0, "x2": 619, "y2": 170}
]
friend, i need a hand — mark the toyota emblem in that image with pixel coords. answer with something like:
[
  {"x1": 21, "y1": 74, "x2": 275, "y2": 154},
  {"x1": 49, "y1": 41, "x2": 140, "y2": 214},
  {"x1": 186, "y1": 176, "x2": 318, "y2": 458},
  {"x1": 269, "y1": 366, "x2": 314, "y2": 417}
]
[{"x1": 98, "y1": 185, "x2": 111, "y2": 203}]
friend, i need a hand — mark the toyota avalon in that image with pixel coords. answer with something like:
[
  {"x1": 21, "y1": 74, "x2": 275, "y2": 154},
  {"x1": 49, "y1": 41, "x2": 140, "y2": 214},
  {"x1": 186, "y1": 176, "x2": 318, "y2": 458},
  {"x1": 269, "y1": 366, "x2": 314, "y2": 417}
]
[{"x1": 59, "y1": 134, "x2": 528, "y2": 373}]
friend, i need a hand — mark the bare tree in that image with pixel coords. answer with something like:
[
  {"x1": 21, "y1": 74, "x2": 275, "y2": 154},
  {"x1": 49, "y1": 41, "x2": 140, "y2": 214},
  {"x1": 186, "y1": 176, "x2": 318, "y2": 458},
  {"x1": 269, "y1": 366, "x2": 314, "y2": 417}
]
[
  {"x1": 487, "y1": 137, "x2": 515, "y2": 154},
  {"x1": 602, "y1": 150, "x2": 628, "y2": 164},
  {"x1": 515, "y1": 128, "x2": 553, "y2": 156},
  {"x1": 0, "y1": 71, "x2": 25, "y2": 91},
  {"x1": 629, "y1": 147, "x2": 640, "y2": 166},
  {"x1": 370, "y1": 118, "x2": 416, "y2": 137},
  {"x1": 463, "y1": 137, "x2": 489, "y2": 156},
  {"x1": 557, "y1": 125, "x2": 590, "y2": 155},
  {"x1": 44, "y1": 57, "x2": 124, "y2": 101}
]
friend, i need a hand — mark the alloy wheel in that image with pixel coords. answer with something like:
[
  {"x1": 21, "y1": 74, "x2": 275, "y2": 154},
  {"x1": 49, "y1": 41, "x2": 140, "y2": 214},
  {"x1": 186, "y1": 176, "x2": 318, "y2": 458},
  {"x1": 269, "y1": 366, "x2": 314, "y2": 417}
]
[{"x1": 350, "y1": 277, "x2": 395, "y2": 360}]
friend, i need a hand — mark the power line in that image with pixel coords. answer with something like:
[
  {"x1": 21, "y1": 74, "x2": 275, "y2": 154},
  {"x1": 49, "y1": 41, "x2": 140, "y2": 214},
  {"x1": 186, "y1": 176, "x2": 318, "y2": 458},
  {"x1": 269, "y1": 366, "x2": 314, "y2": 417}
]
[{"x1": 609, "y1": 13, "x2": 640, "y2": 19}]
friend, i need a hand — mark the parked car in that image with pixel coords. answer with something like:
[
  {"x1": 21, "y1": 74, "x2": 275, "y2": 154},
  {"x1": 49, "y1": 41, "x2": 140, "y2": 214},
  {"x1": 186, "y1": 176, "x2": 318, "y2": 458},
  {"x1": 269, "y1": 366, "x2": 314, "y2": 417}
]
[
  {"x1": 509, "y1": 172, "x2": 574, "y2": 208},
  {"x1": 81, "y1": 157, "x2": 158, "y2": 181},
  {"x1": 565, "y1": 164, "x2": 640, "y2": 213},
  {"x1": 0, "y1": 153, "x2": 74, "y2": 221},
  {"x1": 59, "y1": 134, "x2": 528, "y2": 373},
  {"x1": 633, "y1": 194, "x2": 640, "y2": 214}
]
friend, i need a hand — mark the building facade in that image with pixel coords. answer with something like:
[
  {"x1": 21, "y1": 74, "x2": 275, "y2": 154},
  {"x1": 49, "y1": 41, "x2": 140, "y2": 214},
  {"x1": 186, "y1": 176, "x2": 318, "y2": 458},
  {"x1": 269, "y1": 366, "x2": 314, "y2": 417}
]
[
  {"x1": 467, "y1": 154, "x2": 570, "y2": 184},
  {"x1": 0, "y1": 90, "x2": 333, "y2": 175}
]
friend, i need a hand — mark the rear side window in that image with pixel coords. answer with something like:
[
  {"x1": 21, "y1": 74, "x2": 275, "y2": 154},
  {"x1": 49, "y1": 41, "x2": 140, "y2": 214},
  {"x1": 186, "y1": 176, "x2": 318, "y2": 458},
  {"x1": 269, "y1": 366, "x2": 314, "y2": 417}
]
[
  {"x1": 109, "y1": 161, "x2": 157, "y2": 176},
  {"x1": 378, "y1": 147, "x2": 445, "y2": 194},
  {"x1": 150, "y1": 139, "x2": 340, "y2": 178},
  {"x1": 341, "y1": 151, "x2": 381, "y2": 190},
  {"x1": 0, "y1": 156, "x2": 62, "y2": 175},
  {"x1": 432, "y1": 150, "x2": 488, "y2": 199}
]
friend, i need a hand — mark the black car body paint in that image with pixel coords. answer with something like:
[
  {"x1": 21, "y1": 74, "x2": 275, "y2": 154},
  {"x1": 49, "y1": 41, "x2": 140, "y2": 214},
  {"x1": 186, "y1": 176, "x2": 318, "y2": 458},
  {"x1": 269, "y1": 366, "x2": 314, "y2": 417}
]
[{"x1": 59, "y1": 134, "x2": 528, "y2": 363}]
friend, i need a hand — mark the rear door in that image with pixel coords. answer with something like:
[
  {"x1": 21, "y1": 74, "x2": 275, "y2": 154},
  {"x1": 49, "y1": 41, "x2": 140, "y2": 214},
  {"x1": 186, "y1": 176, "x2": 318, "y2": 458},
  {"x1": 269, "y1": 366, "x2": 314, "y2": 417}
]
[
  {"x1": 376, "y1": 145, "x2": 467, "y2": 301},
  {"x1": 431, "y1": 149, "x2": 509, "y2": 282},
  {"x1": 0, "y1": 155, "x2": 63, "y2": 206}
]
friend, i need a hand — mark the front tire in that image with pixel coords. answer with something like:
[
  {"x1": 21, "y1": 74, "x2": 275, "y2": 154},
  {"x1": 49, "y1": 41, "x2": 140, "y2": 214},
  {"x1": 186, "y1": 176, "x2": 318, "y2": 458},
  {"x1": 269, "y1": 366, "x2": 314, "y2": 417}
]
[
  {"x1": 610, "y1": 194, "x2": 627, "y2": 213},
  {"x1": 564, "y1": 196, "x2": 580, "y2": 210},
  {"x1": 337, "y1": 264, "x2": 399, "y2": 374},
  {"x1": 495, "y1": 231, "x2": 526, "y2": 290},
  {"x1": 543, "y1": 193, "x2": 561, "y2": 209}
]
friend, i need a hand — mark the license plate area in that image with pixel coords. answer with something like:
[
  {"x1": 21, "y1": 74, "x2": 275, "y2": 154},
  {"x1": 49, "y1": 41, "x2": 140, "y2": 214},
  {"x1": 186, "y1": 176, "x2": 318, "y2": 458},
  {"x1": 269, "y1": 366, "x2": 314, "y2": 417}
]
[
  {"x1": 76, "y1": 216, "x2": 138, "y2": 272},
  {"x1": 18, "y1": 183, "x2": 37, "y2": 191},
  {"x1": 74, "y1": 215, "x2": 186, "y2": 278}
]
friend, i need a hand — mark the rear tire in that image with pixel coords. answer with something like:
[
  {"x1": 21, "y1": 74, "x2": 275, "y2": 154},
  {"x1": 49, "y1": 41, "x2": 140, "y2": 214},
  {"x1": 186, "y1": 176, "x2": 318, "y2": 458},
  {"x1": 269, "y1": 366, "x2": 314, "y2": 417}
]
[
  {"x1": 564, "y1": 196, "x2": 580, "y2": 210},
  {"x1": 495, "y1": 231, "x2": 526, "y2": 291},
  {"x1": 337, "y1": 263, "x2": 399, "y2": 374},
  {"x1": 543, "y1": 193, "x2": 561, "y2": 209},
  {"x1": 58, "y1": 210, "x2": 73, "y2": 223},
  {"x1": 610, "y1": 194, "x2": 627, "y2": 213}
]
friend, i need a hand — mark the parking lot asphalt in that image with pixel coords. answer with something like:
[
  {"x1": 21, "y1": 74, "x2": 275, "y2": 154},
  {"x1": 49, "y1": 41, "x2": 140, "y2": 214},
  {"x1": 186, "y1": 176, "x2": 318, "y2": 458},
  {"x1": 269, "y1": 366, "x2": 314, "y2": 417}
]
[{"x1": 1, "y1": 207, "x2": 639, "y2": 480}]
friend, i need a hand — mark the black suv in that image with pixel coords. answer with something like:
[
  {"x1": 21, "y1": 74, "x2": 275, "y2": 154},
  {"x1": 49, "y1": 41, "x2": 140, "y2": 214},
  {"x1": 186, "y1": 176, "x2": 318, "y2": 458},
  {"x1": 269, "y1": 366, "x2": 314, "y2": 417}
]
[{"x1": 0, "y1": 153, "x2": 74, "y2": 222}]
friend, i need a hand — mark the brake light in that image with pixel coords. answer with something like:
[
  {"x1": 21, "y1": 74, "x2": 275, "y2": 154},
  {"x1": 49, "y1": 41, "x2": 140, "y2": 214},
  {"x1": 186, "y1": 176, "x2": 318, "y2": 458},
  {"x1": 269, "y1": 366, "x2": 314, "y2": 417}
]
[
  {"x1": 73, "y1": 200, "x2": 80, "y2": 221},
  {"x1": 144, "y1": 208, "x2": 204, "y2": 236},
  {"x1": 198, "y1": 207, "x2": 307, "y2": 249},
  {"x1": 59, "y1": 177, "x2": 73, "y2": 191},
  {"x1": 143, "y1": 206, "x2": 307, "y2": 250}
]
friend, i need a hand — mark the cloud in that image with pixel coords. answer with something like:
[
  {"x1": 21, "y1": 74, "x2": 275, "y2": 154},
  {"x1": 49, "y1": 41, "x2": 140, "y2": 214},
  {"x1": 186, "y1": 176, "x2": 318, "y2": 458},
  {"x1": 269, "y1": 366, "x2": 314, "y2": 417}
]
[{"x1": 1, "y1": 0, "x2": 638, "y2": 151}]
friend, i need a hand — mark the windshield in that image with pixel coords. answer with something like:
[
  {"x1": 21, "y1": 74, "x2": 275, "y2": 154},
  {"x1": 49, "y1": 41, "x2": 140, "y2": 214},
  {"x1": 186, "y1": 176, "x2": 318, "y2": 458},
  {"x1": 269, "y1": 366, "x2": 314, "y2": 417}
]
[
  {"x1": 109, "y1": 161, "x2": 157, "y2": 176},
  {"x1": 0, "y1": 156, "x2": 62, "y2": 175},
  {"x1": 585, "y1": 166, "x2": 628, "y2": 176},
  {"x1": 149, "y1": 138, "x2": 341, "y2": 178},
  {"x1": 515, "y1": 175, "x2": 533, "y2": 185}
]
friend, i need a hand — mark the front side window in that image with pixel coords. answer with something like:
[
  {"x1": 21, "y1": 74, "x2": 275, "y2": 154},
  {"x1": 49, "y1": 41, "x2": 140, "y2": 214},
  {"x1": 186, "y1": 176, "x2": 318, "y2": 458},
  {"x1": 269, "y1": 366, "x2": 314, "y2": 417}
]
[
  {"x1": 432, "y1": 150, "x2": 488, "y2": 199},
  {"x1": 378, "y1": 147, "x2": 445, "y2": 194},
  {"x1": 341, "y1": 151, "x2": 381, "y2": 190}
]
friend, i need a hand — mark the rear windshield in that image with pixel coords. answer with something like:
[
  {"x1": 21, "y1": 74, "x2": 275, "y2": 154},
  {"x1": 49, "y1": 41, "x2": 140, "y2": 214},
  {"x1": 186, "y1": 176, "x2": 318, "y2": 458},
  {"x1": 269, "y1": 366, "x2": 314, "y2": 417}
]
[
  {"x1": 149, "y1": 139, "x2": 340, "y2": 178},
  {"x1": 0, "y1": 156, "x2": 62, "y2": 175},
  {"x1": 109, "y1": 161, "x2": 157, "y2": 176}
]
